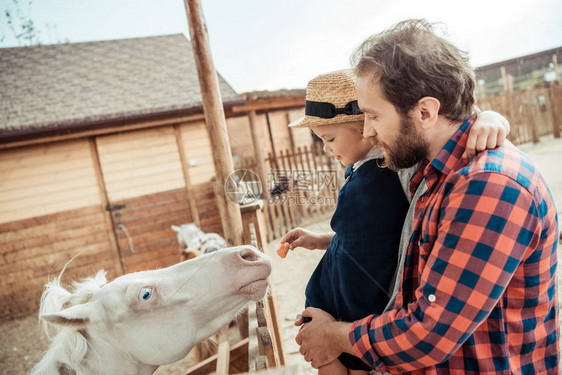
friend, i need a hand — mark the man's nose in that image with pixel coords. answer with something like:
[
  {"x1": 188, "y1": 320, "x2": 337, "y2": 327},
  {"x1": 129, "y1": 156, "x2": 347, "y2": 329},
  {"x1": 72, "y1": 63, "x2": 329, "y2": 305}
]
[
  {"x1": 323, "y1": 142, "x2": 330, "y2": 153},
  {"x1": 363, "y1": 123, "x2": 377, "y2": 138}
]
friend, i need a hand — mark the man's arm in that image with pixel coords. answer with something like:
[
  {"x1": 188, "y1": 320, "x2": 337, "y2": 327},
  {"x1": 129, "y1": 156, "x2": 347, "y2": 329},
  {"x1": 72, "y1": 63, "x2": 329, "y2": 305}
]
[
  {"x1": 294, "y1": 307, "x2": 355, "y2": 369},
  {"x1": 349, "y1": 172, "x2": 541, "y2": 373}
]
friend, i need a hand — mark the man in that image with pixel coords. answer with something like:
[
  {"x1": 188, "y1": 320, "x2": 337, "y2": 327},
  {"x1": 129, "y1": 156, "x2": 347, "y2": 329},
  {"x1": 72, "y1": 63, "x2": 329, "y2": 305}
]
[{"x1": 295, "y1": 19, "x2": 559, "y2": 374}]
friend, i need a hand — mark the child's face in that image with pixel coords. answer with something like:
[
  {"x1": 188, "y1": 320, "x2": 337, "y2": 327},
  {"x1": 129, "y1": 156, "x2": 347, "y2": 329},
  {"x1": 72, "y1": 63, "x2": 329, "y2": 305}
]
[{"x1": 311, "y1": 123, "x2": 373, "y2": 167}]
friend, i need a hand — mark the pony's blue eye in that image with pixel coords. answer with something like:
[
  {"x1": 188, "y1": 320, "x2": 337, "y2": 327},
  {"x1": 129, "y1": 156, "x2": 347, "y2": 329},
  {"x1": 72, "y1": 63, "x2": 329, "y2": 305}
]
[{"x1": 140, "y1": 288, "x2": 152, "y2": 301}]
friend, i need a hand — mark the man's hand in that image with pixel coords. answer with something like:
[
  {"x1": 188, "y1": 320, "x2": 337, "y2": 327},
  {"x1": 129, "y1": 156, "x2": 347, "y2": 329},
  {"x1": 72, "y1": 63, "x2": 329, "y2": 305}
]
[{"x1": 294, "y1": 307, "x2": 354, "y2": 369}]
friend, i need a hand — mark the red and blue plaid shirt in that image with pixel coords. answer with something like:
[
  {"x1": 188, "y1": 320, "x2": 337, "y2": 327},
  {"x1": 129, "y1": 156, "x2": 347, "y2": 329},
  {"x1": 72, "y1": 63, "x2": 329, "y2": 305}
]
[{"x1": 349, "y1": 119, "x2": 560, "y2": 374}]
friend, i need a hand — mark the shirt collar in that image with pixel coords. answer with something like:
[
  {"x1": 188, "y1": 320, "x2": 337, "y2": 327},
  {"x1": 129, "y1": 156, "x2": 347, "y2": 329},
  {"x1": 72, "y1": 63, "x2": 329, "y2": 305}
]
[
  {"x1": 352, "y1": 146, "x2": 383, "y2": 171},
  {"x1": 408, "y1": 116, "x2": 476, "y2": 195},
  {"x1": 429, "y1": 116, "x2": 475, "y2": 175}
]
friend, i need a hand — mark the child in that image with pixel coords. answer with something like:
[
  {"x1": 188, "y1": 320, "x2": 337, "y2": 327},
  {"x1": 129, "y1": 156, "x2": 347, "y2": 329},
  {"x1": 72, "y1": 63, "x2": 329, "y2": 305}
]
[{"x1": 281, "y1": 69, "x2": 510, "y2": 375}]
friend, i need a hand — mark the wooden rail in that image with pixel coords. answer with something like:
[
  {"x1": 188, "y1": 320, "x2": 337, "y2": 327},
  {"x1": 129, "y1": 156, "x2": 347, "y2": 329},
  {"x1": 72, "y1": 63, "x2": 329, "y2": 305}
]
[
  {"x1": 236, "y1": 146, "x2": 343, "y2": 242},
  {"x1": 185, "y1": 201, "x2": 287, "y2": 374}
]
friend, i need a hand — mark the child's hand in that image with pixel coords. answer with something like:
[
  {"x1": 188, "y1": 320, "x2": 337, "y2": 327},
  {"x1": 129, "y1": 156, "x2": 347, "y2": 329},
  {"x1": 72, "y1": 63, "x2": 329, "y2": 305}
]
[
  {"x1": 281, "y1": 228, "x2": 333, "y2": 251},
  {"x1": 463, "y1": 110, "x2": 511, "y2": 159}
]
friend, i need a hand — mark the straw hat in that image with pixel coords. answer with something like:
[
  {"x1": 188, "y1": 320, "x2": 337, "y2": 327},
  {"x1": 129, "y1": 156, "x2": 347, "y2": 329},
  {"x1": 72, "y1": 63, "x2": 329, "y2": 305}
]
[{"x1": 289, "y1": 69, "x2": 364, "y2": 128}]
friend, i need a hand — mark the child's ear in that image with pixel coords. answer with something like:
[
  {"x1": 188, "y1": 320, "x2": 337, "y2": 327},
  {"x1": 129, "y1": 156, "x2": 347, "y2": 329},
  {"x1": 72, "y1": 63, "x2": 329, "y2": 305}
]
[{"x1": 414, "y1": 97, "x2": 440, "y2": 130}]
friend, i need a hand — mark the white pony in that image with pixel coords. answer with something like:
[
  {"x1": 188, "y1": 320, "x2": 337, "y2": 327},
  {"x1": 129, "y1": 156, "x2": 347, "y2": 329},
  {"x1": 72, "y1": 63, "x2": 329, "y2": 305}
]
[
  {"x1": 172, "y1": 223, "x2": 227, "y2": 259},
  {"x1": 31, "y1": 245, "x2": 271, "y2": 375}
]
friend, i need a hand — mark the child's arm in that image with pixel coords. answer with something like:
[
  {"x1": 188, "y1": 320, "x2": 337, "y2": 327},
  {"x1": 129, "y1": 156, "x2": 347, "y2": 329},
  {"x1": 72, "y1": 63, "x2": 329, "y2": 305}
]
[
  {"x1": 462, "y1": 110, "x2": 511, "y2": 159},
  {"x1": 281, "y1": 228, "x2": 334, "y2": 251}
]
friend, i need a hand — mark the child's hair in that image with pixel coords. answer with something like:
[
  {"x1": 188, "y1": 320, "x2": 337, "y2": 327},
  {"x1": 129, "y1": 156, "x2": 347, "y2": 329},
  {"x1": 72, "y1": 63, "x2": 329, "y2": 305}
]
[
  {"x1": 310, "y1": 120, "x2": 364, "y2": 141},
  {"x1": 344, "y1": 120, "x2": 364, "y2": 131}
]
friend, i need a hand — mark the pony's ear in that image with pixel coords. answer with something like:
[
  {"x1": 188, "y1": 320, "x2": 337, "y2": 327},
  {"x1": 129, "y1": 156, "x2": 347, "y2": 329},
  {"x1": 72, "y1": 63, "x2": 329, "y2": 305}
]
[
  {"x1": 40, "y1": 302, "x2": 95, "y2": 327},
  {"x1": 171, "y1": 225, "x2": 180, "y2": 232}
]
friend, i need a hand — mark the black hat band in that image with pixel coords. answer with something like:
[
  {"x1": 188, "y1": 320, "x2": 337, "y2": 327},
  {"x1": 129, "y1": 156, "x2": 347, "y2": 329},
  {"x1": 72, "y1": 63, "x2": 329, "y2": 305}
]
[{"x1": 305, "y1": 100, "x2": 363, "y2": 119}]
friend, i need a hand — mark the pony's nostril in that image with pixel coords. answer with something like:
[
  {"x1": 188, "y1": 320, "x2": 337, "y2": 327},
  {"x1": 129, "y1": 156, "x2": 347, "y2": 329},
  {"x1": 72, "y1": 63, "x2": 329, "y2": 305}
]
[{"x1": 240, "y1": 248, "x2": 260, "y2": 262}]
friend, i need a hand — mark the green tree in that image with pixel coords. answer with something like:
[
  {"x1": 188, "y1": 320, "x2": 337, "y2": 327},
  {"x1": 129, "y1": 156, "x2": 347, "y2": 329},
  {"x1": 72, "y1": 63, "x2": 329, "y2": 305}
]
[{"x1": 2, "y1": 0, "x2": 41, "y2": 46}]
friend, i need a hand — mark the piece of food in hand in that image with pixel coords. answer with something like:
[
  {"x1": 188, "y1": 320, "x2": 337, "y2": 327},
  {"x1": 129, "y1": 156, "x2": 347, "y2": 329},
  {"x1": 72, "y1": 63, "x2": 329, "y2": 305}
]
[{"x1": 276, "y1": 242, "x2": 290, "y2": 258}]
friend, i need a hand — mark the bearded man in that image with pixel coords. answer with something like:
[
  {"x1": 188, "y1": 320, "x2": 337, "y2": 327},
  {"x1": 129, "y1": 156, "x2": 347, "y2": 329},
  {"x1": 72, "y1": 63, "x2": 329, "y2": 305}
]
[{"x1": 295, "y1": 19, "x2": 559, "y2": 375}]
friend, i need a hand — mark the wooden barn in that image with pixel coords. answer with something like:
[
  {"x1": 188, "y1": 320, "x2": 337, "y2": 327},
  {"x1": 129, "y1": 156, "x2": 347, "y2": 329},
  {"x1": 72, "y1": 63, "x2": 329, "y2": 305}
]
[{"x1": 0, "y1": 34, "x2": 318, "y2": 321}]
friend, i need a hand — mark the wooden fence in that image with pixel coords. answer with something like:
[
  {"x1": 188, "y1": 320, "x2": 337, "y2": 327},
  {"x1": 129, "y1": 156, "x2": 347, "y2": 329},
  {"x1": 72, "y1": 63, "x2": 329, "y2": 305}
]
[
  {"x1": 235, "y1": 145, "x2": 344, "y2": 242},
  {"x1": 477, "y1": 84, "x2": 562, "y2": 145},
  {"x1": 234, "y1": 84, "x2": 562, "y2": 243}
]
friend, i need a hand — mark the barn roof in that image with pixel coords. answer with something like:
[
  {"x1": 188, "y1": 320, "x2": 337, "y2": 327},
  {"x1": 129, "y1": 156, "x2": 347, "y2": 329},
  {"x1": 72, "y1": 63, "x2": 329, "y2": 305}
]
[
  {"x1": 475, "y1": 46, "x2": 562, "y2": 82},
  {"x1": 241, "y1": 89, "x2": 306, "y2": 101},
  {"x1": 0, "y1": 34, "x2": 243, "y2": 142}
]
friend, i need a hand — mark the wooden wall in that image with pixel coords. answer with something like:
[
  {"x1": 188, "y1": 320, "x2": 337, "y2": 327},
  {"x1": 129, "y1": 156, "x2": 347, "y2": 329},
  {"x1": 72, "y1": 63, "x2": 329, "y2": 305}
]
[
  {"x1": 109, "y1": 188, "x2": 193, "y2": 273},
  {"x1": 180, "y1": 121, "x2": 217, "y2": 184},
  {"x1": 0, "y1": 120, "x2": 226, "y2": 321},
  {"x1": 227, "y1": 107, "x2": 311, "y2": 164},
  {"x1": 0, "y1": 139, "x2": 120, "y2": 320},
  {"x1": 0, "y1": 105, "x2": 314, "y2": 320},
  {"x1": 97, "y1": 126, "x2": 185, "y2": 201},
  {"x1": 0, "y1": 139, "x2": 101, "y2": 223},
  {"x1": 227, "y1": 115, "x2": 257, "y2": 160},
  {"x1": 0, "y1": 206, "x2": 119, "y2": 321}
]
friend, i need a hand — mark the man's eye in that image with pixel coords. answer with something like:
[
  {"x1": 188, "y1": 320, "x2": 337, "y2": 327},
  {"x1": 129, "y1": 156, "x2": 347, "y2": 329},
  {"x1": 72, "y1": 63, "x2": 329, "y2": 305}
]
[
  {"x1": 326, "y1": 138, "x2": 334, "y2": 142},
  {"x1": 368, "y1": 116, "x2": 377, "y2": 120}
]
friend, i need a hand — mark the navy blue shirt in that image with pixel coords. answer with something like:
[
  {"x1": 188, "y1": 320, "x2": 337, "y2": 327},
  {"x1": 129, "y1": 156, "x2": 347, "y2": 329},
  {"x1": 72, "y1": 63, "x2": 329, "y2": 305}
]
[{"x1": 305, "y1": 159, "x2": 409, "y2": 370}]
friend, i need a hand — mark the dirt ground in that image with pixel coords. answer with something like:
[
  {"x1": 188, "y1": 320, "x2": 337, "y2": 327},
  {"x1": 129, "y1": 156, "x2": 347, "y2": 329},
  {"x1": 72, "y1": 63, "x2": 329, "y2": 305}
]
[{"x1": 1, "y1": 136, "x2": 562, "y2": 375}]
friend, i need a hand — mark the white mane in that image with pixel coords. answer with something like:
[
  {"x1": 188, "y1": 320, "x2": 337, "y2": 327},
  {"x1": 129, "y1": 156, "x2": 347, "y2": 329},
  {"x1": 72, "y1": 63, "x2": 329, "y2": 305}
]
[{"x1": 33, "y1": 268, "x2": 108, "y2": 374}]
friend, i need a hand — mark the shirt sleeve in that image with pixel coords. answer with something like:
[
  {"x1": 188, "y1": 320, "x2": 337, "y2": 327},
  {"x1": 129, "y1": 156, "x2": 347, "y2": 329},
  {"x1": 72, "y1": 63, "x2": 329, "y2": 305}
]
[{"x1": 348, "y1": 172, "x2": 542, "y2": 373}]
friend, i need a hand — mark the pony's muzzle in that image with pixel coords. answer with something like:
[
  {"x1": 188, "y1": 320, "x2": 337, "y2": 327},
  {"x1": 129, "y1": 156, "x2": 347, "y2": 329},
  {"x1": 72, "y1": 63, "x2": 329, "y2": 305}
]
[{"x1": 236, "y1": 246, "x2": 271, "y2": 274}]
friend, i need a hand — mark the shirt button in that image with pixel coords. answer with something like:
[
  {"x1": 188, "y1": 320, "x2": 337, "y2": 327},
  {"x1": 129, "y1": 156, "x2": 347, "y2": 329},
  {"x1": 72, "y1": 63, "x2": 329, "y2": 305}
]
[{"x1": 428, "y1": 294, "x2": 436, "y2": 303}]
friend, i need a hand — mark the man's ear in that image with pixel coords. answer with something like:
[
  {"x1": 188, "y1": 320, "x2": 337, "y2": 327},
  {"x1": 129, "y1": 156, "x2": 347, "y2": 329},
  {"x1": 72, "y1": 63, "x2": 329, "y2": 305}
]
[{"x1": 414, "y1": 97, "x2": 440, "y2": 130}]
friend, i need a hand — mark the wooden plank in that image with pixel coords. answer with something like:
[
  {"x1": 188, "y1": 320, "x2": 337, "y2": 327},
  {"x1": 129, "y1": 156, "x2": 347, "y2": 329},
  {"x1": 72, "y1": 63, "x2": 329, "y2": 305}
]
[
  {"x1": 215, "y1": 327, "x2": 231, "y2": 375},
  {"x1": 248, "y1": 110, "x2": 270, "y2": 202},
  {"x1": 1, "y1": 232, "x2": 114, "y2": 262},
  {"x1": 0, "y1": 186, "x2": 100, "y2": 214},
  {"x1": 237, "y1": 364, "x2": 305, "y2": 375},
  {"x1": 175, "y1": 124, "x2": 201, "y2": 227},
  {"x1": 98, "y1": 127, "x2": 186, "y2": 202},
  {"x1": 255, "y1": 356, "x2": 268, "y2": 370},
  {"x1": 257, "y1": 326, "x2": 276, "y2": 367},
  {"x1": 231, "y1": 97, "x2": 305, "y2": 113},
  {"x1": 0, "y1": 206, "x2": 105, "y2": 242},
  {"x1": 97, "y1": 147, "x2": 184, "y2": 171},
  {"x1": 101, "y1": 161, "x2": 184, "y2": 182},
  {"x1": 95, "y1": 126, "x2": 176, "y2": 148},
  {"x1": 0, "y1": 138, "x2": 102, "y2": 223},
  {"x1": 185, "y1": 338, "x2": 249, "y2": 375},
  {"x1": 0, "y1": 165, "x2": 94, "y2": 195},
  {"x1": 105, "y1": 178, "x2": 185, "y2": 202},
  {"x1": 1, "y1": 218, "x2": 108, "y2": 251},
  {"x1": 247, "y1": 300, "x2": 259, "y2": 372},
  {"x1": 547, "y1": 86, "x2": 561, "y2": 138},
  {"x1": 266, "y1": 290, "x2": 286, "y2": 365},
  {"x1": 184, "y1": 0, "x2": 243, "y2": 247},
  {"x1": 0, "y1": 113, "x2": 208, "y2": 151},
  {"x1": 0, "y1": 139, "x2": 91, "y2": 170}
]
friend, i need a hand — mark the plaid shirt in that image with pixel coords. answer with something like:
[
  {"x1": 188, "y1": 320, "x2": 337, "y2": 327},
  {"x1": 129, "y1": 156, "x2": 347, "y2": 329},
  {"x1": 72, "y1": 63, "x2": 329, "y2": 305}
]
[{"x1": 349, "y1": 119, "x2": 560, "y2": 374}]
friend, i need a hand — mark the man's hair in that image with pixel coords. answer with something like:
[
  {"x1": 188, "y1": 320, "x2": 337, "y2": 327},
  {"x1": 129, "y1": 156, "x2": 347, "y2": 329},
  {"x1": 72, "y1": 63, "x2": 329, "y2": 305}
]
[{"x1": 351, "y1": 19, "x2": 476, "y2": 122}]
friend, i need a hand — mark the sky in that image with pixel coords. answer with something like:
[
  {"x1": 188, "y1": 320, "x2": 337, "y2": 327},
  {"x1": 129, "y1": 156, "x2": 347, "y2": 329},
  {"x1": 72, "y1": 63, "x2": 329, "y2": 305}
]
[{"x1": 1, "y1": 0, "x2": 561, "y2": 93}]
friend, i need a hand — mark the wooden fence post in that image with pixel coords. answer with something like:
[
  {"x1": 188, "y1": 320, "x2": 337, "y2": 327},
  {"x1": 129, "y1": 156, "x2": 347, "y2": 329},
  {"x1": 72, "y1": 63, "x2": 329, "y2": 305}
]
[
  {"x1": 183, "y1": 0, "x2": 243, "y2": 247},
  {"x1": 175, "y1": 125, "x2": 201, "y2": 227},
  {"x1": 548, "y1": 86, "x2": 561, "y2": 138},
  {"x1": 248, "y1": 110, "x2": 271, "y2": 201}
]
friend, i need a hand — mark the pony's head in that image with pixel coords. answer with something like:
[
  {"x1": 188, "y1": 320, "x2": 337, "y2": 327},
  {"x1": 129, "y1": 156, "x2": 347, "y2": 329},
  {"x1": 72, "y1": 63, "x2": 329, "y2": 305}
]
[{"x1": 34, "y1": 245, "x2": 271, "y2": 374}]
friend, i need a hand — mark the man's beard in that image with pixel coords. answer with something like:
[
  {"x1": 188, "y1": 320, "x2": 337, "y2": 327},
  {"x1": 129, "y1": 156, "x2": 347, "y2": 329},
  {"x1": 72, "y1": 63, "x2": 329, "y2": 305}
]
[{"x1": 369, "y1": 114, "x2": 429, "y2": 171}]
